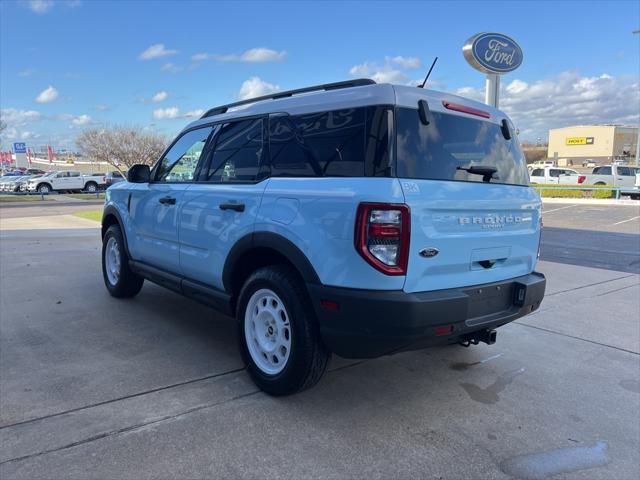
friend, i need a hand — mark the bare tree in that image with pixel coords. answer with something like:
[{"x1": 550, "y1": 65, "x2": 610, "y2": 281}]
[
  {"x1": 0, "y1": 119, "x2": 6, "y2": 149},
  {"x1": 76, "y1": 126, "x2": 167, "y2": 175}
]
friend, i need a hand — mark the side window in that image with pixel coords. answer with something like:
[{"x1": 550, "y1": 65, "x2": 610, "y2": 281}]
[
  {"x1": 57, "y1": 172, "x2": 68, "y2": 178},
  {"x1": 549, "y1": 169, "x2": 560, "y2": 177},
  {"x1": 269, "y1": 108, "x2": 366, "y2": 177},
  {"x1": 599, "y1": 166, "x2": 612, "y2": 175},
  {"x1": 617, "y1": 167, "x2": 631, "y2": 176},
  {"x1": 69, "y1": 171, "x2": 80, "y2": 177},
  {"x1": 205, "y1": 118, "x2": 263, "y2": 182},
  {"x1": 156, "y1": 127, "x2": 213, "y2": 182},
  {"x1": 530, "y1": 169, "x2": 543, "y2": 176}
]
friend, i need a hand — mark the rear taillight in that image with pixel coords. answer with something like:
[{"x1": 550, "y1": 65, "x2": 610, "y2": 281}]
[
  {"x1": 355, "y1": 203, "x2": 410, "y2": 275},
  {"x1": 578, "y1": 175, "x2": 586, "y2": 184}
]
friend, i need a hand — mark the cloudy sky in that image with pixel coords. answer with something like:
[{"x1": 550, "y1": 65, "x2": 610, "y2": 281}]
[{"x1": 0, "y1": 0, "x2": 638, "y2": 150}]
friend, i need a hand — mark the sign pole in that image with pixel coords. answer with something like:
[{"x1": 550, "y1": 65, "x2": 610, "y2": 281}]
[{"x1": 485, "y1": 74, "x2": 500, "y2": 108}]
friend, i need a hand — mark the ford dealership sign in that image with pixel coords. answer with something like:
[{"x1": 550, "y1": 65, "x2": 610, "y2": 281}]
[{"x1": 463, "y1": 33, "x2": 523, "y2": 74}]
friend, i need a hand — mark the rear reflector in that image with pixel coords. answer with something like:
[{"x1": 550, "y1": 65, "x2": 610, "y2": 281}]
[
  {"x1": 442, "y1": 101, "x2": 491, "y2": 118},
  {"x1": 320, "y1": 299, "x2": 340, "y2": 312},
  {"x1": 435, "y1": 325, "x2": 454, "y2": 336},
  {"x1": 578, "y1": 175, "x2": 586, "y2": 184}
]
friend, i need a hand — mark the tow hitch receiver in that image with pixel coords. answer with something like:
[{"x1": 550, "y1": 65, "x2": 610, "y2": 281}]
[{"x1": 459, "y1": 329, "x2": 497, "y2": 347}]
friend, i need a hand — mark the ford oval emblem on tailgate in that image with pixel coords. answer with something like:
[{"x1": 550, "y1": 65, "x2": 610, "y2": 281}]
[{"x1": 419, "y1": 248, "x2": 440, "y2": 258}]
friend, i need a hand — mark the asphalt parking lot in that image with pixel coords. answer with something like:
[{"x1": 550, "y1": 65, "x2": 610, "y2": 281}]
[{"x1": 1, "y1": 202, "x2": 639, "y2": 479}]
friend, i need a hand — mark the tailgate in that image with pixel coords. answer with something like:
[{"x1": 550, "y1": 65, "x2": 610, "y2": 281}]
[{"x1": 400, "y1": 179, "x2": 541, "y2": 293}]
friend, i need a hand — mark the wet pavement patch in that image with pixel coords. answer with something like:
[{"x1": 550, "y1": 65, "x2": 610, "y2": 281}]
[
  {"x1": 500, "y1": 441, "x2": 609, "y2": 480},
  {"x1": 459, "y1": 367, "x2": 525, "y2": 404}
]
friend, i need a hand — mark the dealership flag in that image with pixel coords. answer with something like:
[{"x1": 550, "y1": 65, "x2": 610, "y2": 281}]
[
  {"x1": 47, "y1": 145, "x2": 55, "y2": 163},
  {"x1": 27, "y1": 148, "x2": 33, "y2": 165}
]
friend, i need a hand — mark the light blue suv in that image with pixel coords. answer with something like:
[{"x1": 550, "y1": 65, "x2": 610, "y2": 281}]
[{"x1": 101, "y1": 79, "x2": 546, "y2": 395}]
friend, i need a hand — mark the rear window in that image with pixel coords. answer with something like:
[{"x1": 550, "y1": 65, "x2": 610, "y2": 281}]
[
  {"x1": 396, "y1": 107, "x2": 529, "y2": 186},
  {"x1": 268, "y1": 106, "x2": 392, "y2": 177}
]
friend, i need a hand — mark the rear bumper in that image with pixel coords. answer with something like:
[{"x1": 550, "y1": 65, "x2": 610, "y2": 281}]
[{"x1": 308, "y1": 272, "x2": 546, "y2": 358}]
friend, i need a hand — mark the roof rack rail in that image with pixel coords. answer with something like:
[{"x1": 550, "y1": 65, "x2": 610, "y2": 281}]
[{"x1": 200, "y1": 78, "x2": 376, "y2": 118}]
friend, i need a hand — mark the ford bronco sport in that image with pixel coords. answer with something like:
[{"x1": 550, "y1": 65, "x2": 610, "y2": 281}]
[{"x1": 101, "y1": 79, "x2": 546, "y2": 395}]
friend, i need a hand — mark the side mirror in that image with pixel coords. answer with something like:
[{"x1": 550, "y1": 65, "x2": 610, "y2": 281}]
[{"x1": 127, "y1": 164, "x2": 150, "y2": 183}]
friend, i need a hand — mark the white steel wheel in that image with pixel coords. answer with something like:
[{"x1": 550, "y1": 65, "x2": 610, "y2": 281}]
[
  {"x1": 104, "y1": 236, "x2": 121, "y2": 286},
  {"x1": 244, "y1": 288, "x2": 292, "y2": 375}
]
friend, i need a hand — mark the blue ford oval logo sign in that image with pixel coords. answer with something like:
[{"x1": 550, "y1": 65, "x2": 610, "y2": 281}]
[{"x1": 463, "y1": 33, "x2": 523, "y2": 74}]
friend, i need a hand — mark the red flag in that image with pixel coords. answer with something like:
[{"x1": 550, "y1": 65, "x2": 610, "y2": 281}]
[{"x1": 47, "y1": 145, "x2": 55, "y2": 164}]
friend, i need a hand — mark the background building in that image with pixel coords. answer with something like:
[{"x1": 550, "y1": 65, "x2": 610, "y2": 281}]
[{"x1": 547, "y1": 125, "x2": 638, "y2": 166}]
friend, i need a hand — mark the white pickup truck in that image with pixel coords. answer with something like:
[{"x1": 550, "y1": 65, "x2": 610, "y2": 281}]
[
  {"x1": 583, "y1": 165, "x2": 640, "y2": 188},
  {"x1": 26, "y1": 171, "x2": 106, "y2": 193},
  {"x1": 529, "y1": 167, "x2": 585, "y2": 185}
]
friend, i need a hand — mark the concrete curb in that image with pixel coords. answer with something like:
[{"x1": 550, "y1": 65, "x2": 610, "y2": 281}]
[{"x1": 542, "y1": 197, "x2": 640, "y2": 206}]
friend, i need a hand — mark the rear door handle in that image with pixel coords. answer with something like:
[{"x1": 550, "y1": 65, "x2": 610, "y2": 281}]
[
  {"x1": 219, "y1": 202, "x2": 245, "y2": 212},
  {"x1": 159, "y1": 196, "x2": 176, "y2": 205}
]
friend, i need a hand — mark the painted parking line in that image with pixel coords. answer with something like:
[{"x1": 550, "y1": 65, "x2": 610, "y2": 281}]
[
  {"x1": 543, "y1": 205, "x2": 578, "y2": 214},
  {"x1": 610, "y1": 215, "x2": 640, "y2": 226}
]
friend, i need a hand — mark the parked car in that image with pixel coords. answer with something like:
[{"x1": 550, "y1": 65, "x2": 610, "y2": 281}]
[
  {"x1": 105, "y1": 171, "x2": 126, "y2": 187},
  {"x1": 530, "y1": 160, "x2": 556, "y2": 168},
  {"x1": 582, "y1": 159, "x2": 597, "y2": 168},
  {"x1": 4, "y1": 175, "x2": 35, "y2": 192},
  {"x1": 583, "y1": 165, "x2": 640, "y2": 187},
  {"x1": 101, "y1": 79, "x2": 546, "y2": 395},
  {"x1": 529, "y1": 167, "x2": 585, "y2": 185},
  {"x1": 25, "y1": 168, "x2": 46, "y2": 175},
  {"x1": 19, "y1": 174, "x2": 42, "y2": 192},
  {"x1": 26, "y1": 170, "x2": 106, "y2": 193},
  {"x1": 0, "y1": 175, "x2": 30, "y2": 192}
]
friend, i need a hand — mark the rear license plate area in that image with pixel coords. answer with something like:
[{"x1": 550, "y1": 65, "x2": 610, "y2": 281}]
[{"x1": 465, "y1": 283, "x2": 515, "y2": 319}]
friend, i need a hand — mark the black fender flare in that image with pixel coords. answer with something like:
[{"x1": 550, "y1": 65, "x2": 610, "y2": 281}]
[
  {"x1": 101, "y1": 204, "x2": 132, "y2": 259},
  {"x1": 222, "y1": 232, "x2": 321, "y2": 293}
]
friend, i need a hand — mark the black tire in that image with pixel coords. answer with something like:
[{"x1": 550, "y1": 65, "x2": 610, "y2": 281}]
[
  {"x1": 237, "y1": 265, "x2": 330, "y2": 396},
  {"x1": 37, "y1": 183, "x2": 51, "y2": 194},
  {"x1": 102, "y1": 225, "x2": 144, "y2": 298},
  {"x1": 85, "y1": 182, "x2": 97, "y2": 193}
]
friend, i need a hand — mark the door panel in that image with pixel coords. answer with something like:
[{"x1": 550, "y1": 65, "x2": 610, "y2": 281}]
[
  {"x1": 133, "y1": 184, "x2": 187, "y2": 273},
  {"x1": 179, "y1": 117, "x2": 266, "y2": 289},
  {"x1": 179, "y1": 182, "x2": 268, "y2": 289}
]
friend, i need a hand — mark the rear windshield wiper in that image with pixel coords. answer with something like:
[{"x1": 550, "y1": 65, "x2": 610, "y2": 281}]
[{"x1": 456, "y1": 165, "x2": 498, "y2": 183}]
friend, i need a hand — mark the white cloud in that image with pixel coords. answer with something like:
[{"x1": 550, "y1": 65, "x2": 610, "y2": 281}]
[
  {"x1": 238, "y1": 77, "x2": 280, "y2": 100},
  {"x1": 152, "y1": 107, "x2": 205, "y2": 120},
  {"x1": 71, "y1": 114, "x2": 92, "y2": 126},
  {"x1": 94, "y1": 104, "x2": 110, "y2": 111},
  {"x1": 196, "y1": 47, "x2": 286, "y2": 63},
  {"x1": 1, "y1": 109, "x2": 42, "y2": 143},
  {"x1": 184, "y1": 109, "x2": 205, "y2": 118},
  {"x1": 35, "y1": 85, "x2": 59, "y2": 103},
  {"x1": 191, "y1": 52, "x2": 209, "y2": 62},
  {"x1": 386, "y1": 56, "x2": 421, "y2": 69},
  {"x1": 370, "y1": 66, "x2": 408, "y2": 84},
  {"x1": 20, "y1": 131, "x2": 41, "y2": 140},
  {"x1": 152, "y1": 91, "x2": 168, "y2": 102},
  {"x1": 160, "y1": 62, "x2": 183, "y2": 73},
  {"x1": 239, "y1": 48, "x2": 286, "y2": 62},
  {"x1": 1, "y1": 109, "x2": 42, "y2": 126},
  {"x1": 18, "y1": 69, "x2": 34, "y2": 77},
  {"x1": 138, "y1": 43, "x2": 178, "y2": 60},
  {"x1": 454, "y1": 71, "x2": 640, "y2": 140},
  {"x1": 348, "y1": 58, "x2": 415, "y2": 84},
  {"x1": 349, "y1": 63, "x2": 371, "y2": 76},
  {"x1": 153, "y1": 107, "x2": 180, "y2": 120},
  {"x1": 27, "y1": 0, "x2": 54, "y2": 14},
  {"x1": 506, "y1": 79, "x2": 528, "y2": 95}
]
